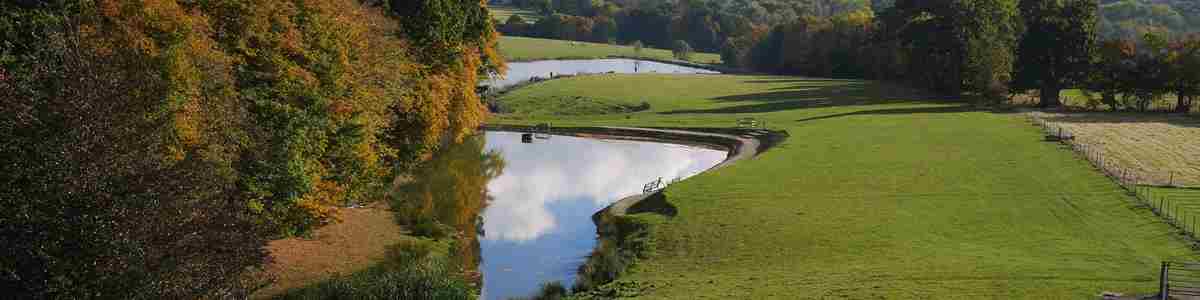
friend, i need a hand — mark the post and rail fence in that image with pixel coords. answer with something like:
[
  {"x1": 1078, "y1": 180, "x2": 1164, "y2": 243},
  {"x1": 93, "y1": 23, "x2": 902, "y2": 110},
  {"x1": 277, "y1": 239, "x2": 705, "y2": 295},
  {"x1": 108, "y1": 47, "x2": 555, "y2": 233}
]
[
  {"x1": 1029, "y1": 112, "x2": 1200, "y2": 299},
  {"x1": 1161, "y1": 261, "x2": 1200, "y2": 300}
]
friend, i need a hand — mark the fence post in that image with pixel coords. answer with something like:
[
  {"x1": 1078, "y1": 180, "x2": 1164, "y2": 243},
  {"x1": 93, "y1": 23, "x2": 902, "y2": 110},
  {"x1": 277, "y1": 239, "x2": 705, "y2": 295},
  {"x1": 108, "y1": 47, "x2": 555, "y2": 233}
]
[{"x1": 1163, "y1": 261, "x2": 1170, "y2": 300}]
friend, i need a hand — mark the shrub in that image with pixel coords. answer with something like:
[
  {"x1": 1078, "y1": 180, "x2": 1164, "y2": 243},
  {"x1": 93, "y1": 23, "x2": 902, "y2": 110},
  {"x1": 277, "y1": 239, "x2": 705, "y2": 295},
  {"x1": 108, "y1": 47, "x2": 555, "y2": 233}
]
[{"x1": 672, "y1": 40, "x2": 693, "y2": 61}]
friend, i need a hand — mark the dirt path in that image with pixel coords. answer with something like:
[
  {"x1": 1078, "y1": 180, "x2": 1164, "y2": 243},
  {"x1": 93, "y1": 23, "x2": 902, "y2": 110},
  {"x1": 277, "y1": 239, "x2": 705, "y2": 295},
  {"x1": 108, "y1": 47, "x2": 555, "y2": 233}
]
[{"x1": 253, "y1": 202, "x2": 407, "y2": 298}]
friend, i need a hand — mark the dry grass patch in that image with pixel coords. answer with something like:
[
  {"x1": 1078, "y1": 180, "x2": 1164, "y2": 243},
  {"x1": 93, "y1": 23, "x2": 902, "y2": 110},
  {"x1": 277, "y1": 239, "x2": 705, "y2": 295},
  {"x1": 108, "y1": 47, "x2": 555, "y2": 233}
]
[
  {"x1": 253, "y1": 202, "x2": 407, "y2": 299},
  {"x1": 1035, "y1": 111, "x2": 1200, "y2": 187}
]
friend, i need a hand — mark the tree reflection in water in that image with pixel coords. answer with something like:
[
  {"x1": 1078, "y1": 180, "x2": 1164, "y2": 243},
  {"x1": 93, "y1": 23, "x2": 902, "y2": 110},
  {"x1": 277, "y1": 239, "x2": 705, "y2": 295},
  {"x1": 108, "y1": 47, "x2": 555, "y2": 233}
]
[{"x1": 391, "y1": 134, "x2": 505, "y2": 285}]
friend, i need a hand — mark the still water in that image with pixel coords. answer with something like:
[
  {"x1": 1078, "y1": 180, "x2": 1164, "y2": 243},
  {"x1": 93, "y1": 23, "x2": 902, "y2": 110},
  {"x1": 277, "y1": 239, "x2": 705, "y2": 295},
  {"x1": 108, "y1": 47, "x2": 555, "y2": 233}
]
[
  {"x1": 485, "y1": 59, "x2": 720, "y2": 89},
  {"x1": 397, "y1": 131, "x2": 727, "y2": 299}
]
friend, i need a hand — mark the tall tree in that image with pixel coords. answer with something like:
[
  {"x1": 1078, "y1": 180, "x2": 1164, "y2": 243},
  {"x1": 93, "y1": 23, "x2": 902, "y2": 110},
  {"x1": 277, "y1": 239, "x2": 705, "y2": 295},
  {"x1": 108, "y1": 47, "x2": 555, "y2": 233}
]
[
  {"x1": 1167, "y1": 35, "x2": 1200, "y2": 113},
  {"x1": 883, "y1": 0, "x2": 1021, "y2": 96},
  {"x1": 1013, "y1": 0, "x2": 1099, "y2": 108}
]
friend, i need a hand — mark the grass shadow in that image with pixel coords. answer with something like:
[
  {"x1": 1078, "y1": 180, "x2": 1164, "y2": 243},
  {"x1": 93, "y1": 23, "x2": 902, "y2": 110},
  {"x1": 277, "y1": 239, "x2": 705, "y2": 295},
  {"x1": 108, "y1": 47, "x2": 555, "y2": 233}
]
[
  {"x1": 658, "y1": 79, "x2": 946, "y2": 115},
  {"x1": 625, "y1": 192, "x2": 677, "y2": 217},
  {"x1": 793, "y1": 105, "x2": 976, "y2": 123}
]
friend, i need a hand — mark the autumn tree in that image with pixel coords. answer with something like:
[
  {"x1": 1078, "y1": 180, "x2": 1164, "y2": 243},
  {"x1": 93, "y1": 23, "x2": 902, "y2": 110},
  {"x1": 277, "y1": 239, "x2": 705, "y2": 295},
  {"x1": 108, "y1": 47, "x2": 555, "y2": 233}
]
[
  {"x1": 1, "y1": 0, "x2": 505, "y2": 297},
  {"x1": 1013, "y1": 0, "x2": 1099, "y2": 108},
  {"x1": 1, "y1": 1, "x2": 267, "y2": 297}
]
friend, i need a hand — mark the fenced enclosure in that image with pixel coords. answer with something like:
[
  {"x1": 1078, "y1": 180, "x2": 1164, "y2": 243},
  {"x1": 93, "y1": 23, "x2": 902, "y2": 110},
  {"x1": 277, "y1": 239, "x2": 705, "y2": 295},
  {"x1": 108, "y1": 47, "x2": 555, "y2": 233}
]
[
  {"x1": 1029, "y1": 112, "x2": 1200, "y2": 241},
  {"x1": 1161, "y1": 261, "x2": 1200, "y2": 299}
]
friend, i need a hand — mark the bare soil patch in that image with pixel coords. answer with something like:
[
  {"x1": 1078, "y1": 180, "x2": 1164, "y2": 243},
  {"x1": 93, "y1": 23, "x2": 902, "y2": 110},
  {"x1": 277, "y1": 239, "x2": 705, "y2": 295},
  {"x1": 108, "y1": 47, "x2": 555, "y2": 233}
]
[
  {"x1": 1034, "y1": 111, "x2": 1200, "y2": 187},
  {"x1": 252, "y1": 202, "x2": 406, "y2": 298}
]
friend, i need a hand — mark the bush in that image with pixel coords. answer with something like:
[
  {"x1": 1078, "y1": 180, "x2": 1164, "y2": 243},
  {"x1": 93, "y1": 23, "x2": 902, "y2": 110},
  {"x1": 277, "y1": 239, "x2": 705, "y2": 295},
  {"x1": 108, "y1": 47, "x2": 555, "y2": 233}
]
[{"x1": 672, "y1": 40, "x2": 693, "y2": 61}]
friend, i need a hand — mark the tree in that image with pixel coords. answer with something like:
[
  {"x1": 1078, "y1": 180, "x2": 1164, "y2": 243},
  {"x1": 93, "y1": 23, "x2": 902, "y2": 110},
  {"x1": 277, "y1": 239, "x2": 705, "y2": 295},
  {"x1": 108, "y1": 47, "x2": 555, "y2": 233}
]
[
  {"x1": 1013, "y1": 0, "x2": 1100, "y2": 108},
  {"x1": 503, "y1": 14, "x2": 530, "y2": 36},
  {"x1": 632, "y1": 40, "x2": 645, "y2": 57},
  {"x1": 882, "y1": 0, "x2": 1022, "y2": 96},
  {"x1": 672, "y1": 40, "x2": 694, "y2": 60},
  {"x1": 1167, "y1": 35, "x2": 1200, "y2": 113},
  {"x1": 1086, "y1": 39, "x2": 1137, "y2": 111}
]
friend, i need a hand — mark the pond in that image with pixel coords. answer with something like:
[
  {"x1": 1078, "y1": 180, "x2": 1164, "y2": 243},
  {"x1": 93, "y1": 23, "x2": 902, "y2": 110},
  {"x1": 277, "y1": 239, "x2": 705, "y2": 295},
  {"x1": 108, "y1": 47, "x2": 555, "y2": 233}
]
[
  {"x1": 485, "y1": 59, "x2": 720, "y2": 89},
  {"x1": 394, "y1": 131, "x2": 727, "y2": 299}
]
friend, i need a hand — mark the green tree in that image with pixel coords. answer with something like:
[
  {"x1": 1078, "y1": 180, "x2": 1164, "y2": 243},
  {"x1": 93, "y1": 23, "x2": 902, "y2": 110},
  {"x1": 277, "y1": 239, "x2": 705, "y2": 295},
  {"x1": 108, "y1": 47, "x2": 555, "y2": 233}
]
[
  {"x1": 672, "y1": 40, "x2": 694, "y2": 60},
  {"x1": 1167, "y1": 36, "x2": 1200, "y2": 113},
  {"x1": 1013, "y1": 0, "x2": 1099, "y2": 108},
  {"x1": 1086, "y1": 39, "x2": 1137, "y2": 111},
  {"x1": 883, "y1": 0, "x2": 1021, "y2": 96}
]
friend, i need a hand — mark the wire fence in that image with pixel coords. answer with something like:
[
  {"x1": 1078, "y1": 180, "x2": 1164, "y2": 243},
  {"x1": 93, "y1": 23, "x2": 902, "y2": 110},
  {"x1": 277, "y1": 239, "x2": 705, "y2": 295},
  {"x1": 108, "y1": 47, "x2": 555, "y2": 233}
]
[{"x1": 1029, "y1": 112, "x2": 1200, "y2": 240}]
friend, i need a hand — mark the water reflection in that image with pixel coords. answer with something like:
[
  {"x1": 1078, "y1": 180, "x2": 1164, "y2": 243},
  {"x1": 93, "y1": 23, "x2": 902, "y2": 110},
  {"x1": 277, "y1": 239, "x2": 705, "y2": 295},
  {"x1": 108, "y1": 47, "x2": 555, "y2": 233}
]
[
  {"x1": 399, "y1": 131, "x2": 727, "y2": 299},
  {"x1": 485, "y1": 59, "x2": 719, "y2": 89},
  {"x1": 391, "y1": 135, "x2": 505, "y2": 283},
  {"x1": 482, "y1": 131, "x2": 726, "y2": 299}
]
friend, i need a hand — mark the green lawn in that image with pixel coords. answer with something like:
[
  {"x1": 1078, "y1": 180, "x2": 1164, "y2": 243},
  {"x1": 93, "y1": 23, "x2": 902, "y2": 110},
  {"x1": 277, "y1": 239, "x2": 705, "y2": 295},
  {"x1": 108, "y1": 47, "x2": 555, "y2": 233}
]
[
  {"x1": 498, "y1": 36, "x2": 722, "y2": 64},
  {"x1": 492, "y1": 74, "x2": 1199, "y2": 298},
  {"x1": 490, "y1": 5, "x2": 541, "y2": 24},
  {"x1": 1138, "y1": 186, "x2": 1200, "y2": 236}
]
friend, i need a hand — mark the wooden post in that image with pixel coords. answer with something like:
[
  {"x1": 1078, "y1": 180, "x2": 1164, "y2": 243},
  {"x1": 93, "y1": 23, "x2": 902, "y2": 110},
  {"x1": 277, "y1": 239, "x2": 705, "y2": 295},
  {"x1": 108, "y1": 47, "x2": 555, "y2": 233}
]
[{"x1": 1162, "y1": 261, "x2": 1170, "y2": 300}]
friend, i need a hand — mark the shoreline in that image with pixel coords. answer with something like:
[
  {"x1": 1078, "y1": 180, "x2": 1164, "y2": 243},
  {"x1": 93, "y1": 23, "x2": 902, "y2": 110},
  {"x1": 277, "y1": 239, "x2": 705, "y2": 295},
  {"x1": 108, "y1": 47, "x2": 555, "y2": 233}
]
[{"x1": 480, "y1": 124, "x2": 785, "y2": 294}]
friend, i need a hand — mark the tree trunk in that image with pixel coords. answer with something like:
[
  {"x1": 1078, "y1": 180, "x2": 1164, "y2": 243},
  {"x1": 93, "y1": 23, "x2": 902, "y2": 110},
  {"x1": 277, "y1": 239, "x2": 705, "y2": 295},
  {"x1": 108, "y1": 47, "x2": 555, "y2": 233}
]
[
  {"x1": 1039, "y1": 85, "x2": 1062, "y2": 108},
  {"x1": 1177, "y1": 91, "x2": 1191, "y2": 114}
]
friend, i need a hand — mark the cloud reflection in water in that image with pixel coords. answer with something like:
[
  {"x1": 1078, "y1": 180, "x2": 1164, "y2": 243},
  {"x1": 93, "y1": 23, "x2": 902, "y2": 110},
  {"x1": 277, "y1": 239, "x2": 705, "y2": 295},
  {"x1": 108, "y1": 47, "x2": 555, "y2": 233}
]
[{"x1": 478, "y1": 131, "x2": 725, "y2": 299}]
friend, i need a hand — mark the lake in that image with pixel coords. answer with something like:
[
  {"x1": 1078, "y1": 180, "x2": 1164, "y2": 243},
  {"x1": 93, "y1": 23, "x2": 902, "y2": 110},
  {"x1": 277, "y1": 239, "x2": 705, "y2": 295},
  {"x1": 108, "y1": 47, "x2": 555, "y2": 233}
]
[
  {"x1": 395, "y1": 131, "x2": 727, "y2": 299},
  {"x1": 485, "y1": 59, "x2": 720, "y2": 89}
]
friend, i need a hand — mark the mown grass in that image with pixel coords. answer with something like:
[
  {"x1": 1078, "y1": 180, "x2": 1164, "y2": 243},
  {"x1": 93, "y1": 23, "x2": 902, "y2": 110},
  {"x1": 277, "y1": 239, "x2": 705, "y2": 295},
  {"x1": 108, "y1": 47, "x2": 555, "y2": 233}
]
[
  {"x1": 498, "y1": 36, "x2": 722, "y2": 64},
  {"x1": 1033, "y1": 111, "x2": 1200, "y2": 187},
  {"x1": 491, "y1": 74, "x2": 1200, "y2": 298}
]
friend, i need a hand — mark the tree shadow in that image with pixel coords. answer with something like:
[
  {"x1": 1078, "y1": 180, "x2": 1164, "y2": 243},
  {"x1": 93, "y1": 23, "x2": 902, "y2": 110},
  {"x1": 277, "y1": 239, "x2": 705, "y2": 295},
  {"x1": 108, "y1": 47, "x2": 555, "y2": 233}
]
[
  {"x1": 658, "y1": 79, "x2": 945, "y2": 115},
  {"x1": 740, "y1": 78, "x2": 863, "y2": 84},
  {"x1": 1037, "y1": 112, "x2": 1200, "y2": 128},
  {"x1": 794, "y1": 105, "x2": 976, "y2": 123}
]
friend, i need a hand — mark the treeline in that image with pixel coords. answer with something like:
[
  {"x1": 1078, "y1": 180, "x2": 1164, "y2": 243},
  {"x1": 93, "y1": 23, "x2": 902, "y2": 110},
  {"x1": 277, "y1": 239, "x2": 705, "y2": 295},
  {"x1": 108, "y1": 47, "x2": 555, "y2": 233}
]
[
  {"x1": 495, "y1": 0, "x2": 1200, "y2": 61},
  {"x1": 0, "y1": 0, "x2": 501, "y2": 298},
  {"x1": 1099, "y1": 0, "x2": 1200, "y2": 39},
  {"x1": 498, "y1": 0, "x2": 872, "y2": 53},
  {"x1": 731, "y1": 0, "x2": 1198, "y2": 112}
]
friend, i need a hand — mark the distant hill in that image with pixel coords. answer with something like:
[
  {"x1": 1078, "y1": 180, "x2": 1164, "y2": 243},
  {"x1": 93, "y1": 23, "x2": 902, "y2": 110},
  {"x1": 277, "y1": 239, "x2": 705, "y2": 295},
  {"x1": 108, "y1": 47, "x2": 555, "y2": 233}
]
[{"x1": 1098, "y1": 0, "x2": 1200, "y2": 39}]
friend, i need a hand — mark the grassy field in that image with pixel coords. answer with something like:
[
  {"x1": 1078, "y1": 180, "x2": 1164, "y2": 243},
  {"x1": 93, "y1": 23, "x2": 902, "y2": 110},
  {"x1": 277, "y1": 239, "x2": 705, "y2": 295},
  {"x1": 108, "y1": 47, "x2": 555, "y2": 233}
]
[
  {"x1": 492, "y1": 74, "x2": 1200, "y2": 298},
  {"x1": 1033, "y1": 111, "x2": 1200, "y2": 187},
  {"x1": 490, "y1": 5, "x2": 541, "y2": 23},
  {"x1": 498, "y1": 36, "x2": 722, "y2": 64}
]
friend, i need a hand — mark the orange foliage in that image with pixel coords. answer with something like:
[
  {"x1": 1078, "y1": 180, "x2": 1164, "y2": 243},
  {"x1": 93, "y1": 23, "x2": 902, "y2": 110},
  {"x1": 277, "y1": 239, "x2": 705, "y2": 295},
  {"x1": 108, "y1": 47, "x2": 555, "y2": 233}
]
[{"x1": 63, "y1": 0, "x2": 505, "y2": 235}]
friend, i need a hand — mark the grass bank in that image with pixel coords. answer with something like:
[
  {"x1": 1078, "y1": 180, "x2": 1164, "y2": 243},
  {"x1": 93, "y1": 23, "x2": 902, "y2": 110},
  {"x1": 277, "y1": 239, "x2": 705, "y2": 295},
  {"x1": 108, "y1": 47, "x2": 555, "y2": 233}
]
[
  {"x1": 498, "y1": 36, "x2": 722, "y2": 64},
  {"x1": 492, "y1": 74, "x2": 1199, "y2": 298}
]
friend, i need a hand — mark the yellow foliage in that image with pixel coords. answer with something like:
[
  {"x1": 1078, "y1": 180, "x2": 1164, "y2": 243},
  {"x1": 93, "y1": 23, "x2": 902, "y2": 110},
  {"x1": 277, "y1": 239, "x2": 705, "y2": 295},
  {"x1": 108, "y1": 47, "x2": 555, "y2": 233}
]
[{"x1": 298, "y1": 178, "x2": 349, "y2": 224}]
